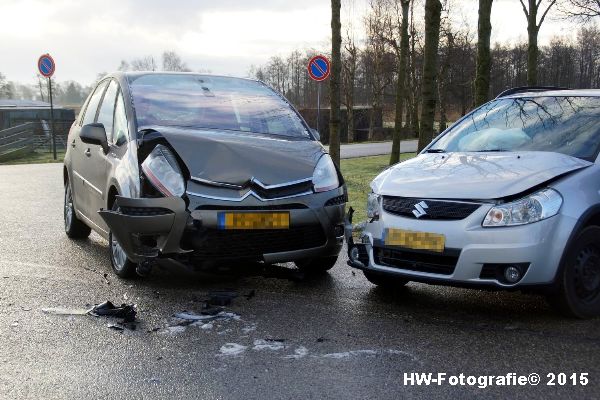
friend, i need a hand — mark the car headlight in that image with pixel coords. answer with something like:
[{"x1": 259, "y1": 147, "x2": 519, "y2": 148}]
[
  {"x1": 483, "y1": 188, "x2": 562, "y2": 227},
  {"x1": 367, "y1": 192, "x2": 381, "y2": 220},
  {"x1": 313, "y1": 154, "x2": 339, "y2": 192},
  {"x1": 141, "y1": 144, "x2": 185, "y2": 197}
]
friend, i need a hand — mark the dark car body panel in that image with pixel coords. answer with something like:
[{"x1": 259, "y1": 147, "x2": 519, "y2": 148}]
[{"x1": 65, "y1": 72, "x2": 346, "y2": 265}]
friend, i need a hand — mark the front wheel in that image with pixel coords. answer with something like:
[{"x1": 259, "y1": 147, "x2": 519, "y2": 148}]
[
  {"x1": 294, "y1": 255, "x2": 338, "y2": 274},
  {"x1": 64, "y1": 180, "x2": 91, "y2": 239},
  {"x1": 548, "y1": 226, "x2": 600, "y2": 319},
  {"x1": 108, "y1": 202, "x2": 138, "y2": 278}
]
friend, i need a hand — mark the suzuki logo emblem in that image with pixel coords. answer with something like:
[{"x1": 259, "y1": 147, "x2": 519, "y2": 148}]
[{"x1": 412, "y1": 201, "x2": 429, "y2": 218}]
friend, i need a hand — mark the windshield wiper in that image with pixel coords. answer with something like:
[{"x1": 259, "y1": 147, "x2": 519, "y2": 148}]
[
  {"x1": 472, "y1": 149, "x2": 507, "y2": 152},
  {"x1": 424, "y1": 148, "x2": 446, "y2": 153}
]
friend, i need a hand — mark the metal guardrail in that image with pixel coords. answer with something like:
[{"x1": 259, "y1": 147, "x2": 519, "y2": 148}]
[
  {"x1": 0, "y1": 123, "x2": 35, "y2": 162},
  {"x1": 0, "y1": 121, "x2": 73, "y2": 161}
]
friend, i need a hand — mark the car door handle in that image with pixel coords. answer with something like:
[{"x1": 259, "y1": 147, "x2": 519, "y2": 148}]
[{"x1": 85, "y1": 148, "x2": 91, "y2": 157}]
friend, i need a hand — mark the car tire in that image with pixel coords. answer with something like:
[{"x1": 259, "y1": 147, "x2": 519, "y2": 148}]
[
  {"x1": 363, "y1": 270, "x2": 409, "y2": 288},
  {"x1": 295, "y1": 256, "x2": 338, "y2": 274},
  {"x1": 549, "y1": 226, "x2": 600, "y2": 319},
  {"x1": 64, "y1": 180, "x2": 91, "y2": 239},
  {"x1": 108, "y1": 202, "x2": 138, "y2": 279}
]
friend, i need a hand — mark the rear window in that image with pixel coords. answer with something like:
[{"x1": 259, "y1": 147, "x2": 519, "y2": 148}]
[
  {"x1": 430, "y1": 96, "x2": 600, "y2": 161},
  {"x1": 129, "y1": 74, "x2": 309, "y2": 138}
]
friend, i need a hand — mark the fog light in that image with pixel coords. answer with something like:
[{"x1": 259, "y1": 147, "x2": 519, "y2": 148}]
[
  {"x1": 504, "y1": 265, "x2": 522, "y2": 284},
  {"x1": 350, "y1": 246, "x2": 360, "y2": 261}
]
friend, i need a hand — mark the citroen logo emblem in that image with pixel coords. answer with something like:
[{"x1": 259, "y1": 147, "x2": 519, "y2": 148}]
[{"x1": 412, "y1": 201, "x2": 429, "y2": 218}]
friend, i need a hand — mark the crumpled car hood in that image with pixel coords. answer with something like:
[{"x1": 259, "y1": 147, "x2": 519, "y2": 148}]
[
  {"x1": 146, "y1": 126, "x2": 325, "y2": 185},
  {"x1": 372, "y1": 151, "x2": 592, "y2": 199}
]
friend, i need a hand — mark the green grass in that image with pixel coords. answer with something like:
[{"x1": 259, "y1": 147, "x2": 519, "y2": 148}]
[
  {"x1": 341, "y1": 153, "x2": 415, "y2": 223},
  {"x1": 0, "y1": 150, "x2": 65, "y2": 165}
]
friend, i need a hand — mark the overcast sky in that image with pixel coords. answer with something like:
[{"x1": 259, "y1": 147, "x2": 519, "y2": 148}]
[{"x1": 0, "y1": 0, "x2": 580, "y2": 85}]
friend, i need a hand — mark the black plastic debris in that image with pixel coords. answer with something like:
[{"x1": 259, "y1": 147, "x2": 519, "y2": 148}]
[
  {"x1": 207, "y1": 290, "x2": 238, "y2": 306},
  {"x1": 88, "y1": 301, "x2": 137, "y2": 323}
]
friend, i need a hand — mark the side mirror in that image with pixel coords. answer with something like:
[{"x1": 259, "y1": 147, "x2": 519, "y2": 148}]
[
  {"x1": 80, "y1": 123, "x2": 109, "y2": 153},
  {"x1": 311, "y1": 128, "x2": 321, "y2": 141}
]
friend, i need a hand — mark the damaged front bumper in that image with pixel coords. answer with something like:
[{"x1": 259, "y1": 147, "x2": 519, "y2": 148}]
[
  {"x1": 98, "y1": 196, "x2": 190, "y2": 263},
  {"x1": 99, "y1": 188, "x2": 346, "y2": 264}
]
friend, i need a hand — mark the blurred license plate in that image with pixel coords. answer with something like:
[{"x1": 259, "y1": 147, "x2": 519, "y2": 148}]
[
  {"x1": 218, "y1": 212, "x2": 290, "y2": 230},
  {"x1": 384, "y1": 228, "x2": 445, "y2": 253}
]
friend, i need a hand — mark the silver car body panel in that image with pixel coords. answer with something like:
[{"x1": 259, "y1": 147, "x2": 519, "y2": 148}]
[
  {"x1": 351, "y1": 153, "x2": 599, "y2": 288},
  {"x1": 371, "y1": 151, "x2": 591, "y2": 200}
]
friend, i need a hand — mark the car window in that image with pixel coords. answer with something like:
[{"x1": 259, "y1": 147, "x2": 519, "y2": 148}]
[
  {"x1": 113, "y1": 91, "x2": 129, "y2": 146},
  {"x1": 128, "y1": 74, "x2": 309, "y2": 139},
  {"x1": 81, "y1": 80, "x2": 108, "y2": 126},
  {"x1": 429, "y1": 96, "x2": 600, "y2": 161},
  {"x1": 96, "y1": 80, "x2": 119, "y2": 141}
]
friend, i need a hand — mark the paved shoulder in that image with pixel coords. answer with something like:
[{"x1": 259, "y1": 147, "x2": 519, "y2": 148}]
[{"x1": 327, "y1": 140, "x2": 418, "y2": 159}]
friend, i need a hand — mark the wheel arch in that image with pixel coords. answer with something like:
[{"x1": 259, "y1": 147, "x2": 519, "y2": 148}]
[
  {"x1": 553, "y1": 205, "x2": 600, "y2": 287},
  {"x1": 107, "y1": 185, "x2": 120, "y2": 210}
]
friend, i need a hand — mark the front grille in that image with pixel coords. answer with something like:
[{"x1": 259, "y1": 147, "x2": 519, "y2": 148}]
[
  {"x1": 190, "y1": 225, "x2": 327, "y2": 259},
  {"x1": 195, "y1": 204, "x2": 308, "y2": 211},
  {"x1": 325, "y1": 193, "x2": 348, "y2": 206},
  {"x1": 374, "y1": 246, "x2": 460, "y2": 275},
  {"x1": 119, "y1": 206, "x2": 173, "y2": 216},
  {"x1": 251, "y1": 180, "x2": 314, "y2": 199},
  {"x1": 382, "y1": 197, "x2": 481, "y2": 220}
]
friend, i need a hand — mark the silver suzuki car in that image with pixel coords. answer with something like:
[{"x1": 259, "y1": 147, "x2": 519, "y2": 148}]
[
  {"x1": 64, "y1": 72, "x2": 346, "y2": 278},
  {"x1": 346, "y1": 88, "x2": 600, "y2": 318}
]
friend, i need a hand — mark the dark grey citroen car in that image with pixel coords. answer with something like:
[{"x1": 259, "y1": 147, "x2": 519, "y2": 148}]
[{"x1": 63, "y1": 72, "x2": 346, "y2": 277}]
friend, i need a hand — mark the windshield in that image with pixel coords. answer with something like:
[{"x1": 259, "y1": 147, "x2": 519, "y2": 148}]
[
  {"x1": 129, "y1": 74, "x2": 310, "y2": 138},
  {"x1": 429, "y1": 96, "x2": 600, "y2": 161}
]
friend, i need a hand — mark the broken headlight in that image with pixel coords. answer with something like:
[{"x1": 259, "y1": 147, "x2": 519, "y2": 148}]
[
  {"x1": 313, "y1": 154, "x2": 339, "y2": 193},
  {"x1": 367, "y1": 192, "x2": 380, "y2": 220},
  {"x1": 141, "y1": 144, "x2": 185, "y2": 197},
  {"x1": 483, "y1": 188, "x2": 562, "y2": 227}
]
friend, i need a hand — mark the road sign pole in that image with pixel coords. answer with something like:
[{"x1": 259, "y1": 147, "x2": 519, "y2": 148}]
[
  {"x1": 316, "y1": 82, "x2": 321, "y2": 134},
  {"x1": 48, "y1": 77, "x2": 56, "y2": 160}
]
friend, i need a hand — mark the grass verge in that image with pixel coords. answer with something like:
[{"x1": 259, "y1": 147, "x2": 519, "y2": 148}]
[
  {"x1": 341, "y1": 153, "x2": 415, "y2": 223},
  {"x1": 0, "y1": 150, "x2": 65, "y2": 165}
]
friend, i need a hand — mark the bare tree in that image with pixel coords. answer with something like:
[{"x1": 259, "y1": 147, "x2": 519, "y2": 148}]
[
  {"x1": 130, "y1": 55, "x2": 157, "y2": 71},
  {"x1": 561, "y1": 0, "x2": 600, "y2": 21},
  {"x1": 342, "y1": 28, "x2": 359, "y2": 143},
  {"x1": 0, "y1": 73, "x2": 13, "y2": 99},
  {"x1": 390, "y1": 0, "x2": 411, "y2": 164},
  {"x1": 474, "y1": 0, "x2": 493, "y2": 106},
  {"x1": 162, "y1": 51, "x2": 190, "y2": 72},
  {"x1": 519, "y1": 0, "x2": 557, "y2": 85},
  {"x1": 417, "y1": 0, "x2": 443, "y2": 151},
  {"x1": 330, "y1": 0, "x2": 342, "y2": 166}
]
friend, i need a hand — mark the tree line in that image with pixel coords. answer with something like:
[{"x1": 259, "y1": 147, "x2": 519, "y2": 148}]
[{"x1": 253, "y1": 0, "x2": 600, "y2": 165}]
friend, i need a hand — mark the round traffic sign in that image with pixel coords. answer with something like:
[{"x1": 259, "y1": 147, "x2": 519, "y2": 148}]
[
  {"x1": 307, "y1": 55, "x2": 330, "y2": 82},
  {"x1": 38, "y1": 54, "x2": 55, "y2": 78}
]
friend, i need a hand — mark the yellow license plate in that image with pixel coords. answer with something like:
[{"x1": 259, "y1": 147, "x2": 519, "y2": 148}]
[
  {"x1": 384, "y1": 228, "x2": 445, "y2": 253},
  {"x1": 218, "y1": 212, "x2": 290, "y2": 230}
]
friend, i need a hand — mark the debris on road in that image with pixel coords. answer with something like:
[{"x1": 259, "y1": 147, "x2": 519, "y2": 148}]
[
  {"x1": 219, "y1": 343, "x2": 247, "y2": 356},
  {"x1": 88, "y1": 301, "x2": 136, "y2": 322},
  {"x1": 42, "y1": 300, "x2": 137, "y2": 330},
  {"x1": 42, "y1": 307, "x2": 88, "y2": 316},
  {"x1": 284, "y1": 346, "x2": 309, "y2": 359},
  {"x1": 253, "y1": 339, "x2": 285, "y2": 351},
  {"x1": 207, "y1": 290, "x2": 238, "y2": 306}
]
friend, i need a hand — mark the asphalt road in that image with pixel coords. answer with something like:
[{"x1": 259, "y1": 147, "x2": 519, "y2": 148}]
[
  {"x1": 334, "y1": 140, "x2": 418, "y2": 159},
  {"x1": 0, "y1": 163, "x2": 599, "y2": 400}
]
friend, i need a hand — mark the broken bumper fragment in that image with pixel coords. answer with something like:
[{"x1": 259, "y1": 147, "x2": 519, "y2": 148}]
[{"x1": 98, "y1": 195, "x2": 190, "y2": 263}]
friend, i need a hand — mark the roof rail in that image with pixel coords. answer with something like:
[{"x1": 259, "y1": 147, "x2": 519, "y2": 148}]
[{"x1": 495, "y1": 86, "x2": 571, "y2": 99}]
